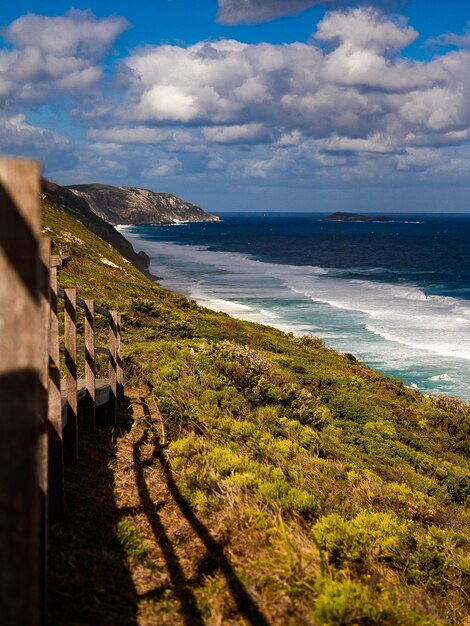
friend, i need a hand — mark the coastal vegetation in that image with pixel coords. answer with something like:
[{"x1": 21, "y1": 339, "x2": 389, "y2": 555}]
[{"x1": 42, "y1": 199, "x2": 470, "y2": 625}]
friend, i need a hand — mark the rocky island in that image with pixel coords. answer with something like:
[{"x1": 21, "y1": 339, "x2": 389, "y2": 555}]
[
  {"x1": 67, "y1": 183, "x2": 219, "y2": 225},
  {"x1": 325, "y1": 211, "x2": 391, "y2": 222}
]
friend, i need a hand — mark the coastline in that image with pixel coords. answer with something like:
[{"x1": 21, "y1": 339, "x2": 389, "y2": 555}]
[{"x1": 116, "y1": 223, "x2": 470, "y2": 402}]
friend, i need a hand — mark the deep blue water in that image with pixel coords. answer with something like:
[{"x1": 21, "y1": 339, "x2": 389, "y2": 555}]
[{"x1": 119, "y1": 213, "x2": 470, "y2": 401}]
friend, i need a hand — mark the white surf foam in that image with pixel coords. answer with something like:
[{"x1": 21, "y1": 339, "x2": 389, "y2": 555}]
[
  {"x1": 429, "y1": 373, "x2": 452, "y2": 382},
  {"x1": 119, "y1": 230, "x2": 470, "y2": 399}
]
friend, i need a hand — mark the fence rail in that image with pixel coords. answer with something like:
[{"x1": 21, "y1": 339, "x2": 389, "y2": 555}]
[{"x1": 0, "y1": 157, "x2": 124, "y2": 625}]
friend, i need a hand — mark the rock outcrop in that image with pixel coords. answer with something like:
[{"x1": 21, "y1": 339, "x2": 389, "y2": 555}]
[
  {"x1": 325, "y1": 212, "x2": 391, "y2": 222},
  {"x1": 66, "y1": 184, "x2": 219, "y2": 225},
  {"x1": 42, "y1": 180, "x2": 151, "y2": 274}
]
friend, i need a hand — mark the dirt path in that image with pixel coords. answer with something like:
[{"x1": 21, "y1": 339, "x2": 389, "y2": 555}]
[{"x1": 48, "y1": 390, "x2": 277, "y2": 625}]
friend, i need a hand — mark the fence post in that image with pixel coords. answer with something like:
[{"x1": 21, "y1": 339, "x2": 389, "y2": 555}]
[
  {"x1": 48, "y1": 266, "x2": 64, "y2": 519},
  {"x1": 64, "y1": 288, "x2": 78, "y2": 464},
  {"x1": 84, "y1": 300, "x2": 96, "y2": 430},
  {"x1": 117, "y1": 313, "x2": 123, "y2": 402},
  {"x1": 109, "y1": 311, "x2": 118, "y2": 424},
  {"x1": 38, "y1": 238, "x2": 51, "y2": 617},
  {"x1": 0, "y1": 157, "x2": 42, "y2": 626}
]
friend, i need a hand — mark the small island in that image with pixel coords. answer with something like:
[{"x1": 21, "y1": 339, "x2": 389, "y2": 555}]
[{"x1": 325, "y1": 211, "x2": 391, "y2": 222}]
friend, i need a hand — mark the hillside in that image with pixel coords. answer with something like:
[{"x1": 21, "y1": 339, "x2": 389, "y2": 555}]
[
  {"x1": 42, "y1": 179, "x2": 151, "y2": 273},
  {"x1": 67, "y1": 183, "x2": 220, "y2": 225},
  {"x1": 42, "y1": 199, "x2": 470, "y2": 626}
]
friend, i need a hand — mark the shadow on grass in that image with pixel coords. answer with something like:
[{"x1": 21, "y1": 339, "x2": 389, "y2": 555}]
[
  {"x1": 136, "y1": 397, "x2": 271, "y2": 626},
  {"x1": 47, "y1": 400, "x2": 139, "y2": 626},
  {"x1": 47, "y1": 394, "x2": 271, "y2": 625}
]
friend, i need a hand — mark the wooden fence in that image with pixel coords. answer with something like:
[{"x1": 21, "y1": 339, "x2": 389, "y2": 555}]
[{"x1": 0, "y1": 157, "x2": 123, "y2": 624}]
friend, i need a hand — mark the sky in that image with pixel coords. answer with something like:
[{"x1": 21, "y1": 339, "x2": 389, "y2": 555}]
[{"x1": 1, "y1": 0, "x2": 470, "y2": 213}]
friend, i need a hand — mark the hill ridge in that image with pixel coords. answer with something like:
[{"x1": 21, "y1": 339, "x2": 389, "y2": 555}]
[{"x1": 67, "y1": 183, "x2": 220, "y2": 225}]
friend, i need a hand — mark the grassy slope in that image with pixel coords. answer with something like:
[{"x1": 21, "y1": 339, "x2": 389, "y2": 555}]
[{"x1": 43, "y1": 201, "x2": 470, "y2": 626}]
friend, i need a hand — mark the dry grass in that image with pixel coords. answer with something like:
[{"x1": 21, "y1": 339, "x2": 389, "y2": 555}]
[{"x1": 48, "y1": 387, "x2": 319, "y2": 625}]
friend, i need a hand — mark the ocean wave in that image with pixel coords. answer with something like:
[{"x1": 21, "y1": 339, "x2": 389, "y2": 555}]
[
  {"x1": 364, "y1": 325, "x2": 470, "y2": 361},
  {"x1": 330, "y1": 267, "x2": 436, "y2": 277},
  {"x1": 429, "y1": 373, "x2": 452, "y2": 382},
  {"x1": 118, "y1": 231, "x2": 470, "y2": 398}
]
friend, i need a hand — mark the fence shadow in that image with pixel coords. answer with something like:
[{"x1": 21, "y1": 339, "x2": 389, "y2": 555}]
[
  {"x1": 135, "y1": 397, "x2": 271, "y2": 626},
  {"x1": 47, "y1": 401, "x2": 139, "y2": 626}
]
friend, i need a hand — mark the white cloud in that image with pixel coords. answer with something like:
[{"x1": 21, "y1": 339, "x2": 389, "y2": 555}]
[
  {"x1": 4, "y1": 9, "x2": 127, "y2": 60},
  {"x1": 275, "y1": 130, "x2": 302, "y2": 146},
  {"x1": 118, "y1": 8, "x2": 470, "y2": 154},
  {"x1": 427, "y1": 23, "x2": 470, "y2": 49},
  {"x1": 142, "y1": 157, "x2": 183, "y2": 177},
  {"x1": 315, "y1": 7, "x2": 417, "y2": 53},
  {"x1": 395, "y1": 147, "x2": 442, "y2": 171},
  {"x1": 321, "y1": 133, "x2": 399, "y2": 153},
  {"x1": 88, "y1": 126, "x2": 193, "y2": 145},
  {"x1": 208, "y1": 154, "x2": 226, "y2": 169},
  {"x1": 203, "y1": 123, "x2": 269, "y2": 143},
  {"x1": 4, "y1": 6, "x2": 470, "y2": 193},
  {"x1": 215, "y1": 0, "x2": 397, "y2": 25},
  {"x1": 0, "y1": 113, "x2": 77, "y2": 171},
  {"x1": 216, "y1": 0, "x2": 321, "y2": 24},
  {"x1": 0, "y1": 10, "x2": 128, "y2": 108},
  {"x1": 0, "y1": 113, "x2": 68, "y2": 147}
]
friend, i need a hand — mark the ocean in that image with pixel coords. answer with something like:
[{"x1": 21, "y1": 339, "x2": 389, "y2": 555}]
[{"x1": 118, "y1": 213, "x2": 470, "y2": 402}]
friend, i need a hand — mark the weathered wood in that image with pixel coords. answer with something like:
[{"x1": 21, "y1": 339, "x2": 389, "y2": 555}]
[
  {"x1": 0, "y1": 157, "x2": 41, "y2": 626},
  {"x1": 117, "y1": 313, "x2": 123, "y2": 402},
  {"x1": 61, "y1": 379, "x2": 111, "y2": 413},
  {"x1": 64, "y1": 288, "x2": 78, "y2": 463},
  {"x1": 84, "y1": 300, "x2": 96, "y2": 430},
  {"x1": 109, "y1": 311, "x2": 118, "y2": 424},
  {"x1": 47, "y1": 266, "x2": 64, "y2": 520},
  {"x1": 95, "y1": 303, "x2": 111, "y2": 319},
  {"x1": 38, "y1": 240, "x2": 51, "y2": 481},
  {"x1": 38, "y1": 238, "x2": 51, "y2": 617},
  {"x1": 58, "y1": 287, "x2": 111, "y2": 319}
]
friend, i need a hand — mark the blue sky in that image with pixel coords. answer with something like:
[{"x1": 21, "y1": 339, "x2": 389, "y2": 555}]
[{"x1": 1, "y1": 0, "x2": 470, "y2": 212}]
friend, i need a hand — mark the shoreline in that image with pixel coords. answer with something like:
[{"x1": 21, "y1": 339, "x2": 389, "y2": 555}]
[{"x1": 117, "y1": 225, "x2": 470, "y2": 402}]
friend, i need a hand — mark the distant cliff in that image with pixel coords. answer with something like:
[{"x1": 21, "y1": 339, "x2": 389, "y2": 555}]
[
  {"x1": 67, "y1": 184, "x2": 219, "y2": 225},
  {"x1": 42, "y1": 180, "x2": 151, "y2": 274},
  {"x1": 325, "y1": 212, "x2": 391, "y2": 222}
]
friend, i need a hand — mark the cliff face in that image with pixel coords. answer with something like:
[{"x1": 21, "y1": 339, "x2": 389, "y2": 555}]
[
  {"x1": 42, "y1": 180, "x2": 151, "y2": 273},
  {"x1": 66, "y1": 184, "x2": 219, "y2": 225}
]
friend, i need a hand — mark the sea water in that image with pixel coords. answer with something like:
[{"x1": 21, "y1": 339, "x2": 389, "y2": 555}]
[{"x1": 118, "y1": 213, "x2": 470, "y2": 402}]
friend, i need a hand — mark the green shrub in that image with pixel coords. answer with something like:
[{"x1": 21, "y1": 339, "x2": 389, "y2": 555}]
[
  {"x1": 116, "y1": 519, "x2": 149, "y2": 564},
  {"x1": 313, "y1": 579, "x2": 435, "y2": 626},
  {"x1": 311, "y1": 511, "x2": 415, "y2": 571}
]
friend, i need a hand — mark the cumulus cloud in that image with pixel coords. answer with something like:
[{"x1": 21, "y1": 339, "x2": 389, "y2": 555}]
[
  {"x1": 4, "y1": 9, "x2": 127, "y2": 60},
  {"x1": 0, "y1": 113, "x2": 77, "y2": 171},
  {"x1": 395, "y1": 147, "x2": 442, "y2": 171},
  {"x1": 203, "y1": 123, "x2": 269, "y2": 143},
  {"x1": 118, "y1": 6, "x2": 470, "y2": 156},
  {"x1": 88, "y1": 126, "x2": 193, "y2": 145},
  {"x1": 6, "y1": 6, "x2": 468, "y2": 191},
  {"x1": 428, "y1": 23, "x2": 470, "y2": 49},
  {"x1": 216, "y1": 0, "x2": 401, "y2": 25},
  {"x1": 217, "y1": 0, "x2": 321, "y2": 24},
  {"x1": 122, "y1": 39, "x2": 326, "y2": 127},
  {"x1": 0, "y1": 10, "x2": 128, "y2": 108},
  {"x1": 320, "y1": 133, "x2": 400, "y2": 154},
  {"x1": 315, "y1": 7, "x2": 417, "y2": 52},
  {"x1": 142, "y1": 157, "x2": 183, "y2": 177},
  {"x1": 0, "y1": 113, "x2": 68, "y2": 147}
]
